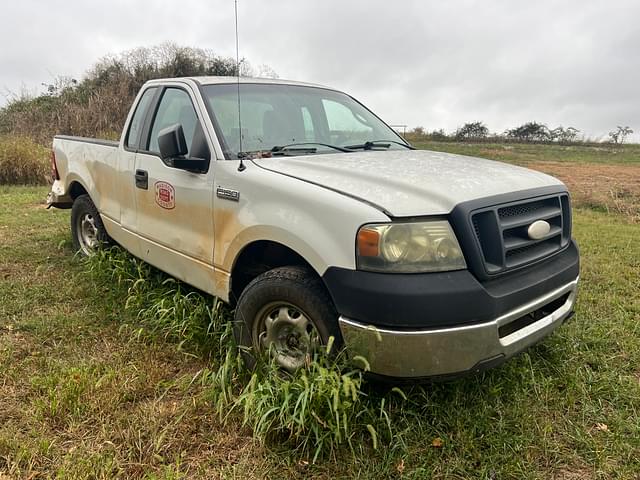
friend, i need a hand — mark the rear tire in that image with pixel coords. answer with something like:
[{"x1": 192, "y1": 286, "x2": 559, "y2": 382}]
[
  {"x1": 70, "y1": 194, "x2": 111, "y2": 256},
  {"x1": 233, "y1": 266, "x2": 342, "y2": 372}
]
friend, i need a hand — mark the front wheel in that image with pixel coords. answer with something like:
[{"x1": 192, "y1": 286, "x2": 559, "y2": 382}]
[
  {"x1": 70, "y1": 194, "x2": 111, "y2": 256},
  {"x1": 233, "y1": 266, "x2": 342, "y2": 372}
]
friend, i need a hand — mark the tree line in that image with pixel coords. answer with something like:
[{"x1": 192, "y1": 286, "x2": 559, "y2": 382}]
[{"x1": 408, "y1": 122, "x2": 634, "y2": 144}]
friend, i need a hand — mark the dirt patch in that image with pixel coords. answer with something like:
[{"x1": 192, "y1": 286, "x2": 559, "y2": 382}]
[
  {"x1": 528, "y1": 162, "x2": 640, "y2": 221},
  {"x1": 552, "y1": 467, "x2": 595, "y2": 480}
]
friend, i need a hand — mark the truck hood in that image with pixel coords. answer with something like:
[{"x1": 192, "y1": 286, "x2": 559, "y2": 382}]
[{"x1": 252, "y1": 150, "x2": 565, "y2": 217}]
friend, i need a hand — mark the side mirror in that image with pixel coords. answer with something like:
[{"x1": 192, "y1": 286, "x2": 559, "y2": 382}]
[
  {"x1": 158, "y1": 124, "x2": 188, "y2": 161},
  {"x1": 157, "y1": 123, "x2": 207, "y2": 172}
]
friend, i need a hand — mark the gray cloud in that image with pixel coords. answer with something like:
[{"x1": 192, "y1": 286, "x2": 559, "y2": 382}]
[{"x1": 1, "y1": 0, "x2": 638, "y2": 141}]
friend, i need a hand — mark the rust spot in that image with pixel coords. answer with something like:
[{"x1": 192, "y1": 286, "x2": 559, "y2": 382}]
[
  {"x1": 213, "y1": 269, "x2": 230, "y2": 301},
  {"x1": 134, "y1": 194, "x2": 214, "y2": 264},
  {"x1": 214, "y1": 208, "x2": 245, "y2": 271}
]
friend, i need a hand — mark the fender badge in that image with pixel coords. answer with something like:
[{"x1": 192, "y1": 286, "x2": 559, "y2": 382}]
[
  {"x1": 155, "y1": 181, "x2": 175, "y2": 209},
  {"x1": 216, "y1": 186, "x2": 240, "y2": 202},
  {"x1": 527, "y1": 220, "x2": 551, "y2": 240}
]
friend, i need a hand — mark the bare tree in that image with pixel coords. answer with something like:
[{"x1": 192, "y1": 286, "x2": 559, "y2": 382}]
[
  {"x1": 609, "y1": 126, "x2": 634, "y2": 144},
  {"x1": 549, "y1": 126, "x2": 580, "y2": 143},
  {"x1": 506, "y1": 122, "x2": 550, "y2": 142}
]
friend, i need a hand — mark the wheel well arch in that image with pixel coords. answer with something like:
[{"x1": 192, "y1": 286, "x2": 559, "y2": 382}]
[
  {"x1": 68, "y1": 181, "x2": 89, "y2": 200},
  {"x1": 229, "y1": 240, "x2": 318, "y2": 305}
]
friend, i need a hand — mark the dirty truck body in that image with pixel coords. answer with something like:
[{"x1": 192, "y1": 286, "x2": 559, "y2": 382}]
[{"x1": 48, "y1": 77, "x2": 580, "y2": 379}]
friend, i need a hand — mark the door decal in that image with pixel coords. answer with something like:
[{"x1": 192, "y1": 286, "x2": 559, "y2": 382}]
[{"x1": 154, "y1": 181, "x2": 175, "y2": 209}]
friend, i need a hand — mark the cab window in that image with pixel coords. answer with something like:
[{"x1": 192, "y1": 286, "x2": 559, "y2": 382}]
[
  {"x1": 147, "y1": 88, "x2": 209, "y2": 161},
  {"x1": 125, "y1": 87, "x2": 156, "y2": 150}
]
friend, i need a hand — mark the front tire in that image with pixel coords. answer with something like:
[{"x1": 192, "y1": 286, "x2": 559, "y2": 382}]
[
  {"x1": 70, "y1": 194, "x2": 111, "y2": 256},
  {"x1": 233, "y1": 266, "x2": 342, "y2": 372}
]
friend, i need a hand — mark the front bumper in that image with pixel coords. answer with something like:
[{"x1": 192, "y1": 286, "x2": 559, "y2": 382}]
[
  {"x1": 339, "y1": 276, "x2": 578, "y2": 378},
  {"x1": 323, "y1": 239, "x2": 580, "y2": 379}
]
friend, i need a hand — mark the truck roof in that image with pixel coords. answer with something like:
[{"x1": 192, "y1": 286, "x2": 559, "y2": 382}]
[{"x1": 145, "y1": 76, "x2": 333, "y2": 90}]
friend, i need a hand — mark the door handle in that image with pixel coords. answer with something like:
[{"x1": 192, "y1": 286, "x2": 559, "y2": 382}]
[{"x1": 135, "y1": 169, "x2": 148, "y2": 190}]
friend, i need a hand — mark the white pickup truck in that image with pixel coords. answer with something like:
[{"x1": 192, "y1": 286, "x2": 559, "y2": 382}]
[{"x1": 48, "y1": 77, "x2": 579, "y2": 379}]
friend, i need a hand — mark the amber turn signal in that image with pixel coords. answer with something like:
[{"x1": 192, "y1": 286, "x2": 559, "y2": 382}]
[{"x1": 357, "y1": 228, "x2": 380, "y2": 257}]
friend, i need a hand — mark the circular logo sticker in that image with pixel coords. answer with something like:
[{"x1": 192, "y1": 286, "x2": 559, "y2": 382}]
[{"x1": 154, "y1": 181, "x2": 175, "y2": 209}]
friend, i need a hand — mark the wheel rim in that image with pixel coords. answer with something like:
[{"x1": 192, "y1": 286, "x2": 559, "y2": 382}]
[
  {"x1": 253, "y1": 301, "x2": 320, "y2": 372},
  {"x1": 77, "y1": 212, "x2": 99, "y2": 255}
]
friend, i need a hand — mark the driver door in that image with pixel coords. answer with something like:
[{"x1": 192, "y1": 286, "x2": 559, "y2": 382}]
[{"x1": 132, "y1": 86, "x2": 215, "y2": 292}]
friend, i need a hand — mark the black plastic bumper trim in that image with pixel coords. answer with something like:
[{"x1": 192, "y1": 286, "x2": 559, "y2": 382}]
[{"x1": 321, "y1": 239, "x2": 579, "y2": 330}]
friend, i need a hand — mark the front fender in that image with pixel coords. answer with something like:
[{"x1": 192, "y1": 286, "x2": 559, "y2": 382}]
[{"x1": 214, "y1": 164, "x2": 390, "y2": 277}]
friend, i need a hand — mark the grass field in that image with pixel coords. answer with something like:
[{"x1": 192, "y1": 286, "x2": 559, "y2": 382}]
[
  {"x1": 407, "y1": 140, "x2": 640, "y2": 166},
  {"x1": 408, "y1": 141, "x2": 640, "y2": 221},
  {"x1": 1, "y1": 144, "x2": 639, "y2": 478}
]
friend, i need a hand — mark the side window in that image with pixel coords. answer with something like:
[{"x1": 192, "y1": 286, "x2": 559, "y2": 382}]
[
  {"x1": 125, "y1": 87, "x2": 156, "y2": 149},
  {"x1": 148, "y1": 88, "x2": 201, "y2": 157}
]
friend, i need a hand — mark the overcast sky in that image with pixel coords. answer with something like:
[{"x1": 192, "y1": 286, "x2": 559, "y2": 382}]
[{"x1": 2, "y1": 0, "x2": 639, "y2": 141}]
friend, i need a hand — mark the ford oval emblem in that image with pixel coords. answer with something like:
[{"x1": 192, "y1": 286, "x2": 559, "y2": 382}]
[{"x1": 527, "y1": 220, "x2": 551, "y2": 240}]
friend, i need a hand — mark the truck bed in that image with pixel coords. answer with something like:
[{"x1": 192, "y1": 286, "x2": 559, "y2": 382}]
[
  {"x1": 54, "y1": 135, "x2": 119, "y2": 148},
  {"x1": 49, "y1": 135, "x2": 120, "y2": 211}
]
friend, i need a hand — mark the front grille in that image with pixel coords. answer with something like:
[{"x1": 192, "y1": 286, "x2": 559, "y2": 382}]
[{"x1": 471, "y1": 194, "x2": 571, "y2": 274}]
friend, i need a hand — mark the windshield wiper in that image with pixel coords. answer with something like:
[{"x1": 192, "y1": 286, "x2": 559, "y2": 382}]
[
  {"x1": 344, "y1": 140, "x2": 415, "y2": 150},
  {"x1": 237, "y1": 139, "x2": 409, "y2": 159},
  {"x1": 236, "y1": 147, "x2": 318, "y2": 158},
  {"x1": 271, "y1": 147, "x2": 317, "y2": 156},
  {"x1": 271, "y1": 142, "x2": 353, "y2": 153}
]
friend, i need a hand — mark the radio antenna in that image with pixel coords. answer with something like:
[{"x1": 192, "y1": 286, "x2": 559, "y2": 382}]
[{"x1": 235, "y1": 0, "x2": 246, "y2": 171}]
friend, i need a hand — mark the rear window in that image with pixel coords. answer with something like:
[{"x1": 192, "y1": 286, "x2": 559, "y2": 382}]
[{"x1": 126, "y1": 88, "x2": 156, "y2": 149}]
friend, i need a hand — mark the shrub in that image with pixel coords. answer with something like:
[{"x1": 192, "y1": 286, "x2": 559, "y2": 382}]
[
  {"x1": 454, "y1": 121, "x2": 489, "y2": 141},
  {"x1": 505, "y1": 122, "x2": 550, "y2": 142},
  {"x1": 549, "y1": 126, "x2": 580, "y2": 143},
  {"x1": 404, "y1": 128, "x2": 451, "y2": 143},
  {"x1": 0, "y1": 135, "x2": 50, "y2": 185}
]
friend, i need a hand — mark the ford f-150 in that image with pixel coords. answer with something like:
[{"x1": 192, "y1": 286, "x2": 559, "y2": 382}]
[{"x1": 47, "y1": 77, "x2": 580, "y2": 379}]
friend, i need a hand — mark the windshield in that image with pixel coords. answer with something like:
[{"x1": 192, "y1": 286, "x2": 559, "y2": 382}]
[{"x1": 200, "y1": 83, "x2": 409, "y2": 159}]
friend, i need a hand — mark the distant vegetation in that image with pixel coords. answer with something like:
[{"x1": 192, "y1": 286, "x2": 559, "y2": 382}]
[
  {"x1": 0, "y1": 43, "x2": 274, "y2": 145},
  {"x1": 608, "y1": 125, "x2": 634, "y2": 144},
  {"x1": 405, "y1": 121, "x2": 635, "y2": 146},
  {"x1": 0, "y1": 43, "x2": 274, "y2": 184},
  {"x1": 0, "y1": 135, "x2": 50, "y2": 185}
]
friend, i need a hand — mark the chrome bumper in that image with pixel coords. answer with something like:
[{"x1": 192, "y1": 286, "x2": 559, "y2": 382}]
[{"x1": 338, "y1": 277, "x2": 579, "y2": 378}]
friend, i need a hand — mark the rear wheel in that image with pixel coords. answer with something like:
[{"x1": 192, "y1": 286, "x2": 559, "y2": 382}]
[
  {"x1": 70, "y1": 194, "x2": 111, "y2": 256},
  {"x1": 234, "y1": 266, "x2": 342, "y2": 372}
]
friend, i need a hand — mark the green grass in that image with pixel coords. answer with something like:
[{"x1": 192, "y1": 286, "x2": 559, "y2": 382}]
[
  {"x1": 1, "y1": 184, "x2": 639, "y2": 479},
  {"x1": 408, "y1": 140, "x2": 640, "y2": 165},
  {"x1": 84, "y1": 246, "x2": 391, "y2": 463}
]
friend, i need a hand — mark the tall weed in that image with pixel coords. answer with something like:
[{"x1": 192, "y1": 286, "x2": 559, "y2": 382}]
[
  {"x1": 84, "y1": 247, "x2": 230, "y2": 357},
  {"x1": 0, "y1": 135, "x2": 50, "y2": 185},
  {"x1": 84, "y1": 247, "x2": 400, "y2": 460}
]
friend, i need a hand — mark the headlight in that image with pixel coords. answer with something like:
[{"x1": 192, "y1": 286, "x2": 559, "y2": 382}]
[{"x1": 356, "y1": 221, "x2": 466, "y2": 273}]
